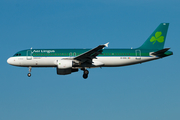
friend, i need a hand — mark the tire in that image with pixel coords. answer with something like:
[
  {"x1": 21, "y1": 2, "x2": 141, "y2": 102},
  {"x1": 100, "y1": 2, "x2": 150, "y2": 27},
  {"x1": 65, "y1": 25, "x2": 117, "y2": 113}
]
[
  {"x1": 27, "y1": 73, "x2": 31, "y2": 77},
  {"x1": 84, "y1": 70, "x2": 89, "y2": 75},
  {"x1": 83, "y1": 74, "x2": 88, "y2": 79}
]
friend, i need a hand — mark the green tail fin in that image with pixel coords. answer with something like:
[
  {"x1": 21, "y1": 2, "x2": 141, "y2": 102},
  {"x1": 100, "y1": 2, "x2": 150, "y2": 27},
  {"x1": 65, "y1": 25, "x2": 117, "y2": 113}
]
[{"x1": 138, "y1": 23, "x2": 169, "y2": 50}]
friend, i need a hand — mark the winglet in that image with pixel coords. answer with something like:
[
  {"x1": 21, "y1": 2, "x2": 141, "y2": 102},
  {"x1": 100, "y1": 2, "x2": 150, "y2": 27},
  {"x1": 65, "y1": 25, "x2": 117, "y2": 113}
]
[{"x1": 104, "y1": 42, "x2": 109, "y2": 47}]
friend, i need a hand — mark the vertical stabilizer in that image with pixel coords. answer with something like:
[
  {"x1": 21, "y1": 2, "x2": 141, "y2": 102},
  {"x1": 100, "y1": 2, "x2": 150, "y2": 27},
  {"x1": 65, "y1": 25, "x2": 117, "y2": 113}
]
[{"x1": 138, "y1": 23, "x2": 169, "y2": 50}]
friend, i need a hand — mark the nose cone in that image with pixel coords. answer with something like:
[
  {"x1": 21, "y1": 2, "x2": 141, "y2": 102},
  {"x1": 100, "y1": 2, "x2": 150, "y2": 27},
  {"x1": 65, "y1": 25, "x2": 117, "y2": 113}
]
[{"x1": 7, "y1": 57, "x2": 13, "y2": 65}]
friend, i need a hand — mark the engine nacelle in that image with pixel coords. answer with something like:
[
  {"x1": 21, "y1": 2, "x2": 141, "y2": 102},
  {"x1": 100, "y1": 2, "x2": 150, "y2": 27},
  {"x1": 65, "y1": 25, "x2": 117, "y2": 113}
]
[
  {"x1": 56, "y1": 60, "x2": 78, "y2": 75},
  {"x1": 57, "y1": 60, "x2": 72, "y2": 69}
]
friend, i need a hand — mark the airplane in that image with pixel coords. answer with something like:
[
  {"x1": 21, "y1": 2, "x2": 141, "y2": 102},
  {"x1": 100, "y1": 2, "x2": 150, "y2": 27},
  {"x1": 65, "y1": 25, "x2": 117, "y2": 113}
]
[{"x1": 7, "y1": 23, "x2": 173, "y2": 79}]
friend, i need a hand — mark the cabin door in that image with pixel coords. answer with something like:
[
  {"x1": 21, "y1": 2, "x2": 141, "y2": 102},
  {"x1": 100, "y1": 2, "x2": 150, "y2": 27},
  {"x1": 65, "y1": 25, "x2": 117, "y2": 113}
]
[
  {"x1": 27, "y1": 50, "x2": 32, "y2": 60},
  {"x1": 135, "y1": 50, "x2": 141, "y2": 60}
]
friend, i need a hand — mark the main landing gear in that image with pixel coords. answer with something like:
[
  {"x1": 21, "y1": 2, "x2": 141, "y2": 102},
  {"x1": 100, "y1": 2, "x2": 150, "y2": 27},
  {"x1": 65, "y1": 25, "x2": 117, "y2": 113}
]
[
  {"x1": 27, "y1": 67, "x2": 32, "y2": 77},
  {"x1": 82, "y1": 69, "x2": 89, "y2": 79}
]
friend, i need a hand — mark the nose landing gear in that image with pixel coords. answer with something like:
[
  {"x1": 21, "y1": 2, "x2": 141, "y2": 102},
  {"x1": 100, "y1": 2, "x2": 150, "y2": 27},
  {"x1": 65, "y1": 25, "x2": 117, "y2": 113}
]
[
  {"x1": 82, "y1": 69, "x2": 89, "y2": 79},
  {"x1": 27, "y1": 67, "x2": 32, "y2": 77}
]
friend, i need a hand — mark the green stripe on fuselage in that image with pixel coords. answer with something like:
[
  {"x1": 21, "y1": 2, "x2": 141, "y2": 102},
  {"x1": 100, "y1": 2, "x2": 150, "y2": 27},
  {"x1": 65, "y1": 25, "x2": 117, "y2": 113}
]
[{"x1": 13, "y1": 49, "x2": 166, "y2": 57}]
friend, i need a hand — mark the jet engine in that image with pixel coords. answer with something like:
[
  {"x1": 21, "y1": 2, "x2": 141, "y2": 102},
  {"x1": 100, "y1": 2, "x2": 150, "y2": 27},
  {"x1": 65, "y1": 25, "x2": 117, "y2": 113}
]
[{"x1": 56, "y1": 60, "x2": 78, "y2": 75}]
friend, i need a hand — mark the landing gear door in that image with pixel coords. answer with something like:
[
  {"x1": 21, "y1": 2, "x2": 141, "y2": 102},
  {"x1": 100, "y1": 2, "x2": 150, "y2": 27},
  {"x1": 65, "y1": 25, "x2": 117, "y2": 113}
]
[
  {"x1": 136, "y1": 50, "x2": 141, "y2": 60},
  {"x1": 27, "y1": 50, "x2": 32, "y2": 60}
]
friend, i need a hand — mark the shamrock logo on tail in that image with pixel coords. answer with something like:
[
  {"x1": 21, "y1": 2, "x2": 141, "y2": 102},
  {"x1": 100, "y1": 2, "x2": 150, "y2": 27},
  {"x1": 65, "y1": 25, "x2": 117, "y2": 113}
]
[{"x1": 150, "y1": 31, "x2": 164, "y2": 44}]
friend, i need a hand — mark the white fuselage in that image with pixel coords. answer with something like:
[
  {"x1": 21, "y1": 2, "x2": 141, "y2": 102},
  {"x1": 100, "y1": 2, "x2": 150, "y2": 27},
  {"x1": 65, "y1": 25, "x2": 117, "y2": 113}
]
[{"x1": 7, "y1": 56, "x2": 159, "y2": 68}]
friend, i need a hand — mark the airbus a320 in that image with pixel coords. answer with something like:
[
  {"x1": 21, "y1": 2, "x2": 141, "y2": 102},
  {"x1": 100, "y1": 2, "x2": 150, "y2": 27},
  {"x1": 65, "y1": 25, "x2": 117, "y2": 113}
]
[{"x1": 7, "y1": 23, "x2": 173, "y2": 79}]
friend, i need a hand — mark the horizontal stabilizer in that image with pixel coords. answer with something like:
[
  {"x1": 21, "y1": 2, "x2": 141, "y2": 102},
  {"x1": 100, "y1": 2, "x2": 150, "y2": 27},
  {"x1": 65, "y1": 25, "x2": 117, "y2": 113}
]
[{"x1": 151, "y1": 48, "x2": 170, "y2": 55}]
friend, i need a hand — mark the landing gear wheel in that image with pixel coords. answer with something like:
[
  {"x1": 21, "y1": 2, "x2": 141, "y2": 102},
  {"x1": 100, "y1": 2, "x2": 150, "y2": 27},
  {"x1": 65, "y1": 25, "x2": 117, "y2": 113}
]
[
  {"x1": 84, "y1": 70, "x2": 89, "y2": 74},
  {"x1": 83, "y1": 69, "x2": 89, "y2": 79},
  {"x1": 83, "y1": 74, "x2": 88, "y2": 79},
  {"x1": 27, "y1": 73, "x2": 31, "y2": 77},
  {"x1": 27, "y1": 67, "x2": 32, "y2": 77}
]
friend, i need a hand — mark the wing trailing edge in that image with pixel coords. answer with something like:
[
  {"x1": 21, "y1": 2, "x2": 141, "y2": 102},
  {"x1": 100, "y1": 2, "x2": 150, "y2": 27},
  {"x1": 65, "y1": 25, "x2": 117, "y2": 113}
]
[{"x1": 74, "y1": 42, "x2": 109, "y2": 62}]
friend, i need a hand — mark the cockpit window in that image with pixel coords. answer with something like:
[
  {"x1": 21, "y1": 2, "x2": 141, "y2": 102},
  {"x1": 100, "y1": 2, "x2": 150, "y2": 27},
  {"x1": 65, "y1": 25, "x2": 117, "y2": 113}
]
[{"x1": 14, "y1": 53, "x2": 21, "y2": 56}]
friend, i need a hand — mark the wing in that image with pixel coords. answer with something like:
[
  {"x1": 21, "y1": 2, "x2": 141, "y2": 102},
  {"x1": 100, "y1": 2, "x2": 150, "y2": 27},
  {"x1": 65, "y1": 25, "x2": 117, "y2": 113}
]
[{"x1": 74, "y1": 42, "x2": 109, "y2": 63}]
